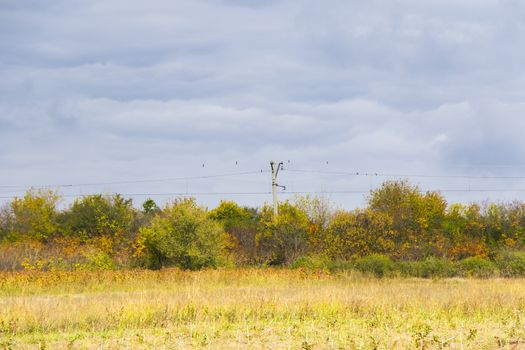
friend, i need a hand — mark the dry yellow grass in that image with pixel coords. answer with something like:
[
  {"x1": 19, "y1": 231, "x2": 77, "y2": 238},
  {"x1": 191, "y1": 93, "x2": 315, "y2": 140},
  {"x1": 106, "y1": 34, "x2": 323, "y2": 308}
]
[{"x1": 1, "y1": 269, "x2": 525, "y2": 349}]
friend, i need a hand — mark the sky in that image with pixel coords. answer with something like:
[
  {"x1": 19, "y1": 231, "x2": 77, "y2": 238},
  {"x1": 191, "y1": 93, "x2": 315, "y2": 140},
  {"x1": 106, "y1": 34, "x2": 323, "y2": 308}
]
[{"x1": 2, "y1": 0, "x2": 525, "y2": 209}]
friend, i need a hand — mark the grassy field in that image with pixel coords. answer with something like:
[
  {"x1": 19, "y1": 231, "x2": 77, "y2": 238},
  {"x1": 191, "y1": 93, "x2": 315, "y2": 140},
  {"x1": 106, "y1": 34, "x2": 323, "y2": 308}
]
[{"x1": 1, "y1": 269, "x2": 525, "y2": 349}]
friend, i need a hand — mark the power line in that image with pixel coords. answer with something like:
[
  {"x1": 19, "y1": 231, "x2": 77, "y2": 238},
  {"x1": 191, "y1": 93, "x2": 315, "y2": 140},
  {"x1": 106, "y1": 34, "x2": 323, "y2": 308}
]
[
  {"x1": 3, "y1": 165, "x2": 525, "y2": 201},
  {"x1": 0, "y1": 170, "x2": 269, "y2": 189},
  {"x1": 4, "y1": 188, "x2": 525, "y2": 200},
  {"x1": 0, "y1": 191, "x2": 273, "y2": 199},
  {"x1": 3, "y1": 167, "x2": 525, "y2": 190},
  {"x1": 283, "y1": 169, "x2": 525, "y2": 180}
]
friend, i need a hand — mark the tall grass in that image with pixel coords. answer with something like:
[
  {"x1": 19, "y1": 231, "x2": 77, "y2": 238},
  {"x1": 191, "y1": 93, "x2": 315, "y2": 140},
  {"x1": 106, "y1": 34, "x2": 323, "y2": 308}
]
[{"x1": 1, "y1": 269, "x2": 525, "y2": 349}]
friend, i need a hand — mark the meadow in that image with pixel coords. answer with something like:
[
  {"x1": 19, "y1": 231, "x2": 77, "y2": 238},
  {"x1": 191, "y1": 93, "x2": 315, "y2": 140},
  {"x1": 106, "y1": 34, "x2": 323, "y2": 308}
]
[{"x1": 1, "y1": 269, "x2": 525, "y2": 349}]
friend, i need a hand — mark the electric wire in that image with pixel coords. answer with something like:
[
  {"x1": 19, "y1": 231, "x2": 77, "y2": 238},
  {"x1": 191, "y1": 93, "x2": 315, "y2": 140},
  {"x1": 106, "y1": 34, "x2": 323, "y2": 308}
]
[
  {"x1": 283, "y1": 169, "x2": 525, "y2": 180},
  {"x1": 0, "y1": 170, "x2": 269, "y2": 189},
  {"x1": 4, "y1": 188, "x2": 525, "y2": 200},
  {"x1": 3, "y1": 166, "x2": 525, "y2": 200}
]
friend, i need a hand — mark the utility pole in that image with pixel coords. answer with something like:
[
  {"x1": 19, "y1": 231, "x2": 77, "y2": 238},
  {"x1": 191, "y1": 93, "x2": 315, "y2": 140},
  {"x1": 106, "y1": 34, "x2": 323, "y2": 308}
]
[{"x1": 270, "y1": 161, "x2": 285, "y2": 218}]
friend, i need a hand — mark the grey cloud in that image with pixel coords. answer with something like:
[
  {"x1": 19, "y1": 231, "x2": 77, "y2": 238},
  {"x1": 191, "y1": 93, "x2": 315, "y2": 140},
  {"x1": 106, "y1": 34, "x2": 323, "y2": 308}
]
[{"x1": 2, "y1": 0, "x2": 525, "y2": 208}]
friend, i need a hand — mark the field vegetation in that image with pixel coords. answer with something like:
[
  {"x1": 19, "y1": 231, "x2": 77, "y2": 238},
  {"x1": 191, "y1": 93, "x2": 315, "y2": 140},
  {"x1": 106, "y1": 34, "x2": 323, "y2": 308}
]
[{"x1": 2, "y1": 269, "x2": 525, "y2": 349}]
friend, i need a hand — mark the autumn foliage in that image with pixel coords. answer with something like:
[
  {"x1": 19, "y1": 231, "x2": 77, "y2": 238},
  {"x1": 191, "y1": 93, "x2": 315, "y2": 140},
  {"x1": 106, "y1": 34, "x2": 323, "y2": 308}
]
[{"x1": 2, "y1": 181, "x2": 525, "y2": 272}]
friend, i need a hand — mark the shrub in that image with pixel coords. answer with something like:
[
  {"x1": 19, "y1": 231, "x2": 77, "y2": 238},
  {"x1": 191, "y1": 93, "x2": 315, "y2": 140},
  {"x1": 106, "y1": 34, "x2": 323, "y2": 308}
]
[
  {"x1": 0, "y1": 240, "x2": 43, "y2": 270},
  {"x1": 495, "y1": 251, "x2": 525, "y2": 277},
  {"x1": 135, "y1": 198, "x2": 223, "y2": 270},
  {"x1": 82, "y1": 252, "x2": 117, "y2": 271},
  {"x1": 291, "y1": 255, "x2": 332, "y2": 270},
  {"x1": 354, "y1": 254, "x2": 394, "y2": 277},
  {"x1": 398, "y1": 257, "x2": 457, "y2": 278},
  {"x1": 458, "y1": 257, "x2": 496, "y2": 278}
]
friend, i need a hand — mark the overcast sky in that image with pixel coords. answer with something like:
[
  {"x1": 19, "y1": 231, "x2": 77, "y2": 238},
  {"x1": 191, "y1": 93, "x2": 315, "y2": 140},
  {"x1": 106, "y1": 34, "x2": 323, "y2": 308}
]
[{"x1": 2, "y1": 0, "x2": 525, "y2": 209}]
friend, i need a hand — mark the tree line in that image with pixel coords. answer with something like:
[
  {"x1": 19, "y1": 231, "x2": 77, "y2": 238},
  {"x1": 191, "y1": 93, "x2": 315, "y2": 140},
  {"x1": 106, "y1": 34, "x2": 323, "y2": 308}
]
[{"x1": 1, "y1": 180, "x2": 525, "y2": 275}]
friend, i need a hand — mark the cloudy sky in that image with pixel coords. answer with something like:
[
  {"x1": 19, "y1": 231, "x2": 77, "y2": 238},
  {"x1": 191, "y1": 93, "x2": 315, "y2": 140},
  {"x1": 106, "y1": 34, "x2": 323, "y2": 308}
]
[{"x1": 2, "y1": 0, "x2": 525, "y2": 209}]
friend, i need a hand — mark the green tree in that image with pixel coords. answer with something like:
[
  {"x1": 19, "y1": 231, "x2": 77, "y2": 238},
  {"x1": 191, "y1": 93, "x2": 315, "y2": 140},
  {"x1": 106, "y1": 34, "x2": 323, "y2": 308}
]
[
  {"x1": 134, "y1": 198, "x2": 162, "y2": 230},
  {"x1": 142, "y1": 198, "x2": 160, "y2": 215},
  {"x1": 136, "y1": 198, "x2": 223, "y2": 269},
  {"x1": 59, "y1": 194, "x2": 135, "y2": 240},
  {"x1": 209, "y1": 201, "x2": 260, "y2": 265},
  {"x1": 258, "y1": 201, "x2": 309, "y2": 265},
  {"x1": 209, "y1": 200, "x2": 254, "y2": 232},
  {"x1": 10, "y1": 189, "x2": 60, "y2": 241}
]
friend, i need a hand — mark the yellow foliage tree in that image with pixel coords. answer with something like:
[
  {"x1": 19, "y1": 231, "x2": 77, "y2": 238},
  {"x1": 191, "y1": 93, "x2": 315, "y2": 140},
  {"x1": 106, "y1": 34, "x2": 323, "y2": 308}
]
[{"x1": 10, "y1": 189, "x2": 60, "y2": 241}]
